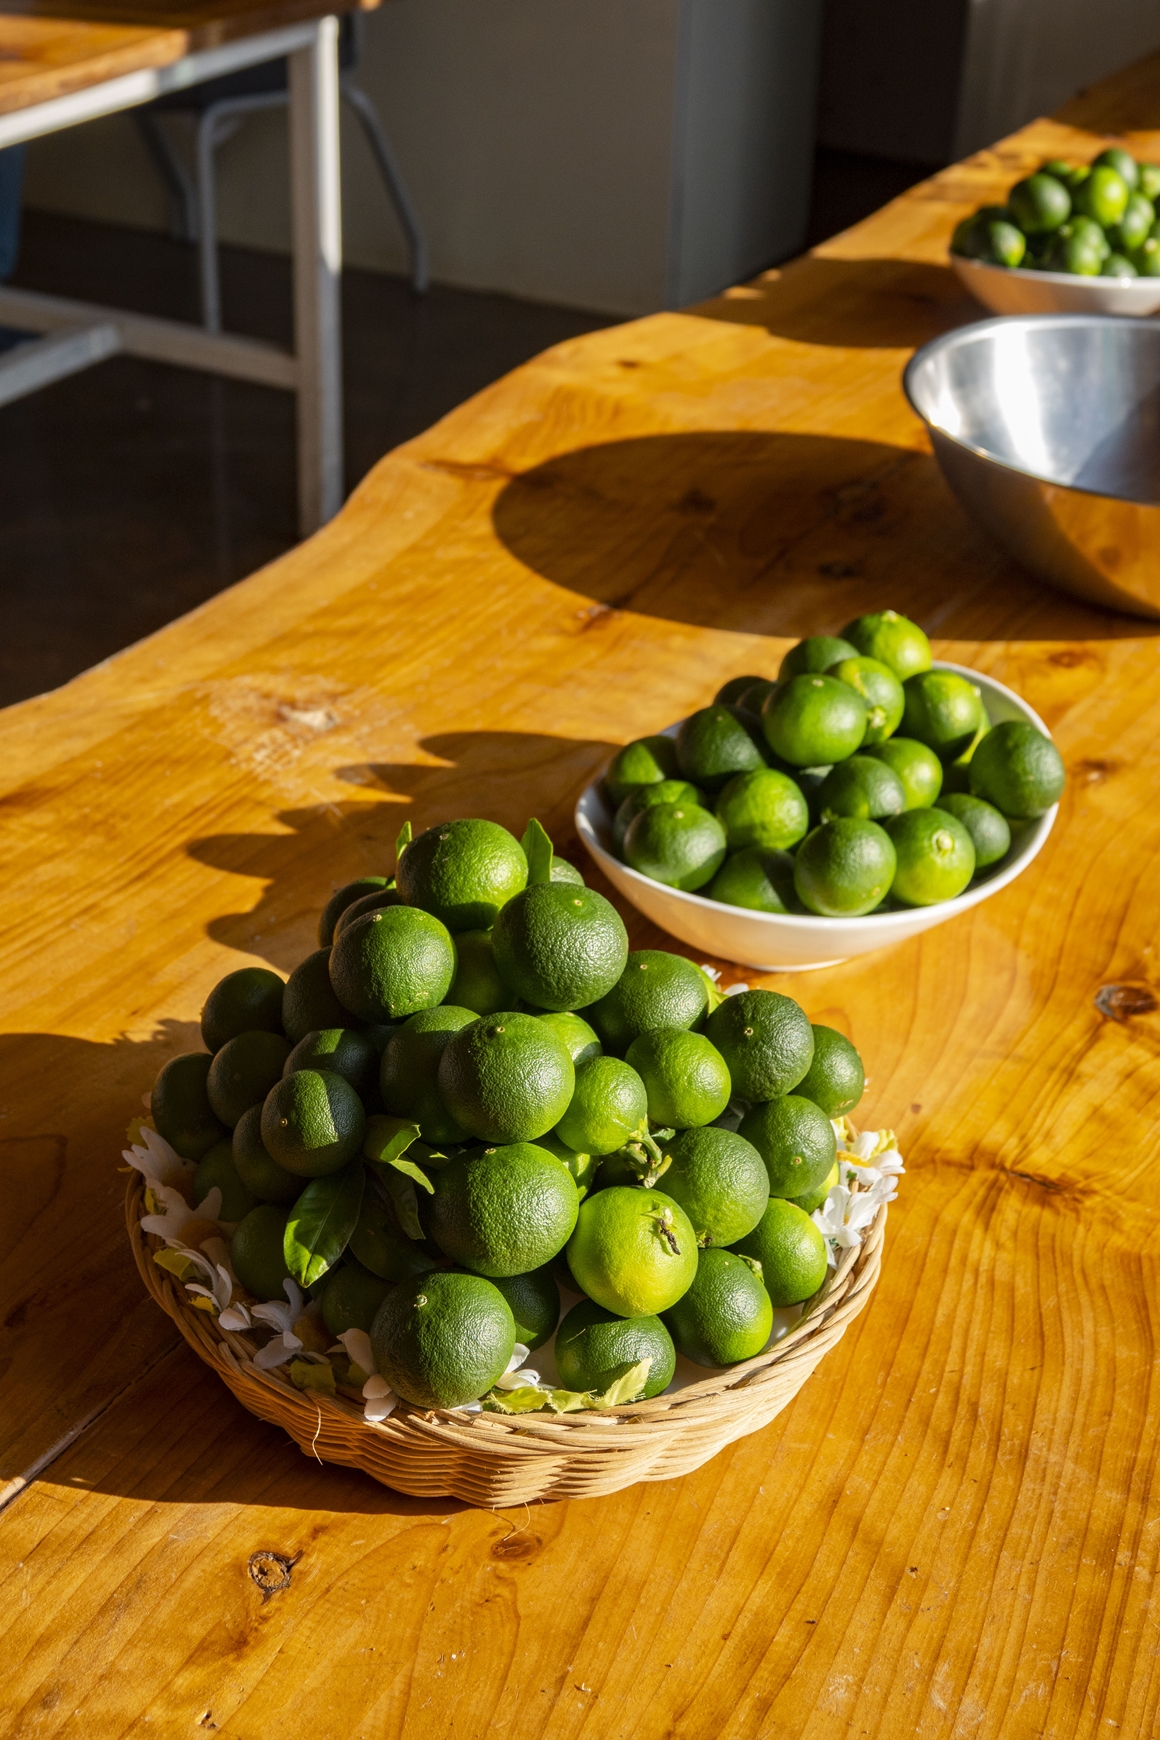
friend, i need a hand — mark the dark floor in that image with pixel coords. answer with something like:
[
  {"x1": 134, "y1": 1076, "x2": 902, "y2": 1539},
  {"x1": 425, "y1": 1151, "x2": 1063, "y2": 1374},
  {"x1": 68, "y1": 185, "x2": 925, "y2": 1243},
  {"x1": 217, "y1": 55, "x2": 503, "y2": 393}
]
[{"x1": 0, "y1": 147, "x2": 938, "y2": 709}]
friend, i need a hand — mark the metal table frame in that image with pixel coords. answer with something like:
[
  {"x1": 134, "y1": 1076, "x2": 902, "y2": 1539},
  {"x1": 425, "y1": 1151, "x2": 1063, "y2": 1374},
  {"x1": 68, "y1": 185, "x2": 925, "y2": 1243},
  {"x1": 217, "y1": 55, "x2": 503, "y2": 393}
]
[{"x1": 0, "y1": 15, "x2": 343, "y2": 535}]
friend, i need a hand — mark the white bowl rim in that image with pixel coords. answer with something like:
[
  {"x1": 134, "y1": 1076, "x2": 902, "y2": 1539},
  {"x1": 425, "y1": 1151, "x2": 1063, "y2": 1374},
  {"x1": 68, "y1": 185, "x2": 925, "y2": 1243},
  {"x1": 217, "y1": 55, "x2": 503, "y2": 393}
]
[
  {"x1": 574, "y1": 661, "x2": 1058, "y2": 940},
  {"x1": 950, "y1": 252, "x2": 1160, "y2": 294},
  {"x1": 904, "y1": 311, "x2": 1160, "y2": 506}
]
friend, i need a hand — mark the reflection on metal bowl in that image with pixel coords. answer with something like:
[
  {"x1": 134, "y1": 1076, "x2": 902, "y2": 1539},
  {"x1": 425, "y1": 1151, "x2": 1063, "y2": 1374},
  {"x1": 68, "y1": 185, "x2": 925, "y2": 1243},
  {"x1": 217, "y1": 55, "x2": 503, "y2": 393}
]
[{"x1": 905, "y1": 314, "x2": 1160, "y2": 619}]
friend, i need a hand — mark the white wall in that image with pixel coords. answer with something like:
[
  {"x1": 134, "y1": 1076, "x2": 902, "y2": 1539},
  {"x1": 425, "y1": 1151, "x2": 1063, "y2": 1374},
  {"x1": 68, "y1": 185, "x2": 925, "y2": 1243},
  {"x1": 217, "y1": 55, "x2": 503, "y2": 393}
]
[
  {"x1": 23, "y1": 0, "x2": 822, "y2": 318},
  {"x1": 955, "y1": 0, "x2": 1160, "y2": 156}
]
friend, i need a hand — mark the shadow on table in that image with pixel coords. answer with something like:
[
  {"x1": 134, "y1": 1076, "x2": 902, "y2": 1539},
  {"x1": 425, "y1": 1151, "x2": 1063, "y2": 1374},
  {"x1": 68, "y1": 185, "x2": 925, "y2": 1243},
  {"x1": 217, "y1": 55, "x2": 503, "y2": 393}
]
[
  {"x1": 185, "y1": 730, "x2": 618, "y2": 969},
  {"x1": 689, "y1": 254, "x2": 979, "y2": 352},
  {"x1": 492, "y1": 429, "x2": 1160, "y2": 644}
]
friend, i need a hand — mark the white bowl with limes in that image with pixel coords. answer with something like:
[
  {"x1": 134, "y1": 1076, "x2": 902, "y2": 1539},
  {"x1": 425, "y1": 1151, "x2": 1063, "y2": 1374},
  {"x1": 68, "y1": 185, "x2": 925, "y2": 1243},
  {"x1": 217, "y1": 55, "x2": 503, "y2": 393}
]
[
  {"x1": 951, "y1": 255, "x2": 1160, "y2": 318},
  {"x1": 575, "y1": 663, "x2": 1059, "y2": 972}
]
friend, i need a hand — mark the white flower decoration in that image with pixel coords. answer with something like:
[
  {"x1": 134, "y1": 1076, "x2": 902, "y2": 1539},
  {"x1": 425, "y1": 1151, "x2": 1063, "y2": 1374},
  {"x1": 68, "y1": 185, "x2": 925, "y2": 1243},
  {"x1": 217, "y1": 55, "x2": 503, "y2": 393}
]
[
  {"x1": 490, "y1": 1344, "x2": 534, "y2": 1391},
  {"x1": 139, "y1": 1181, "x2": 223, "y2": 1242},
  {"x1": 724, "y1": 982, "x2": 750, "y2": 997},
  {"x1": 250, "y1": 1279, "x2": 306, "y2": 1370},
  {"x1": 333, "y1": 1327, "x2": 399, "y2": 1421},
  {"x1": 812, "y1": 1123, "x2": 906, "y2": 1266},
  {"x1": 123, "y1": 1124, "x2": 193, "y2": 1189}
]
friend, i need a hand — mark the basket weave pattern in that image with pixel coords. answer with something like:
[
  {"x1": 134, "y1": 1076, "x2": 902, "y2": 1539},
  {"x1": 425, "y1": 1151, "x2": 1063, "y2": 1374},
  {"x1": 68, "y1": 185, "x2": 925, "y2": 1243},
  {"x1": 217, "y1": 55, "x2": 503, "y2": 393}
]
[{"x1": 127, "y1": 1175, "x2": 886, "y2": 1505}]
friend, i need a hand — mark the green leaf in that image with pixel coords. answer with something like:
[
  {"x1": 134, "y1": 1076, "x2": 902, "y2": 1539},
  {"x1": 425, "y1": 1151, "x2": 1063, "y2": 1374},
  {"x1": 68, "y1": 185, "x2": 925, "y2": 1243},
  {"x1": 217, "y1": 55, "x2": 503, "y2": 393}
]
[
  {"x1": 483, "y1": 1359, "x2": 653, "y2": 1415},
  {"x1": 284, "y1": 1161, "x2": 365, "y2": 1287},
  {"x1": 395, "y1": 818, "x2": 413, "y2": 862},
  {"x1": 384, "y1": 1155, "x2": 435, "y2": 1195},
  {"x1": 378, "y1": 1168, "x2": 425, "y2": 1241},
  {"x1": 363, "y1": 1114, "x2": 421, "y2": 1166},
  {"x1": 289, "y1": 1356, "x2": 337, "y2": 1395},
  {"x1": 593, "y1": 1360, "x2": 652, "y2": 1407},
  {"x1": 521, "y1": 818, "x2": 554, "y2": 885}
]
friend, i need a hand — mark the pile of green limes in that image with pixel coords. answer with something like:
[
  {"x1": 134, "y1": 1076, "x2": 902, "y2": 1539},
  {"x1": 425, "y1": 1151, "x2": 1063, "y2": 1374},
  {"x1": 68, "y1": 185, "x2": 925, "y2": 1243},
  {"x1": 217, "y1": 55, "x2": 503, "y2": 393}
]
[
  {"x1": 951, "y1": 148, "x2": 1160, "y2": 279},
  {"x1": 606, "y1": 608, "x2": 1065, "y2": 917},
  {"x1": 149, "y1": 818, "x2": 865, "y2": 1410}
]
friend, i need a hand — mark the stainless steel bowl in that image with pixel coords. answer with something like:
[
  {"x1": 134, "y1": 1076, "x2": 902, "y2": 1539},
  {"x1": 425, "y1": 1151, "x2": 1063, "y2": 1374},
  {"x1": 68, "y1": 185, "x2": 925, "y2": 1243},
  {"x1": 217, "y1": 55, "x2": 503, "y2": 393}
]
[{"x1": 905, "y1": 314, "x2": 1160, "y2": 619}]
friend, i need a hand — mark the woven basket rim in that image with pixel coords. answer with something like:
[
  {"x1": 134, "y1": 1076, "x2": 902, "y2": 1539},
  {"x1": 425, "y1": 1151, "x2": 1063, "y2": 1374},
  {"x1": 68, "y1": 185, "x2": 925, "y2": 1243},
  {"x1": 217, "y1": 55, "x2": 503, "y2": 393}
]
[{"x1": 125, "y1": 1168, "x2": 887, "y2": 1449}]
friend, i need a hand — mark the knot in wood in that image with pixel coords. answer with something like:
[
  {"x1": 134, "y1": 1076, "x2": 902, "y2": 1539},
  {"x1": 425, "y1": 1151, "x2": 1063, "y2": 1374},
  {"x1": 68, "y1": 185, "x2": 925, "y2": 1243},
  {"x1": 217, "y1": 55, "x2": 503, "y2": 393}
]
[
  {"x1": 1095, "y1": 982, "x2": 1157, "y2": 1022},
  {"x1": 248, "y1": 1549, "x2": 301, "y2": 1601}
]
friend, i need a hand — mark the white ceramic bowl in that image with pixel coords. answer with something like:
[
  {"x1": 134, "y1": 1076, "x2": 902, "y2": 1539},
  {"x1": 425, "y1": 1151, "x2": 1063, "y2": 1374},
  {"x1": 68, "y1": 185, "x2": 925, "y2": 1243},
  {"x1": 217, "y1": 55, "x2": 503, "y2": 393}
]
[
  {"x1": 575, "y1": 662, "x2": 1058, "y2": 972},
  {"x1": 951, "y1": 254, "x2": 1160, "y2": 318}
]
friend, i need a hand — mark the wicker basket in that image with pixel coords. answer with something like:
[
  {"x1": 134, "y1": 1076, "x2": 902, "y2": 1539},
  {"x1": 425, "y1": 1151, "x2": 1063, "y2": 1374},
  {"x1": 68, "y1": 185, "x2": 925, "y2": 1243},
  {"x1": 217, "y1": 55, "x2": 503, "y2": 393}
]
[{"x1": 126, "y1": 1175, "x2": 886, "y2": 1505}]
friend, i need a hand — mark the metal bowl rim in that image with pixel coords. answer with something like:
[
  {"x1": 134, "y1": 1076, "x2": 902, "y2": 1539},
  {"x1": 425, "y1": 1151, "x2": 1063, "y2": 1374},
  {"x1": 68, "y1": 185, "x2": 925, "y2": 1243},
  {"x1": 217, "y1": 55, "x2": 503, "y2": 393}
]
[{"x1": 904, "y1": 312, "x2": 1160, "y2": 504}]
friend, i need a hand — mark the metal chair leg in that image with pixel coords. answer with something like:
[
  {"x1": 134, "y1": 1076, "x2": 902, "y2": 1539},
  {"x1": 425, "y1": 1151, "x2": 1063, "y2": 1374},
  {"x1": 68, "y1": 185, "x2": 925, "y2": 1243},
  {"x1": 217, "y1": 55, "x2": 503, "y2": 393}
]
[
  {"x1": 340, "y1": 80, "x2": 428, "y2": 293},
  {"x1": 196, "y1": 110, "x2": 223, "y2": 333},
  {"x1": 135, "y1": 111, "x2": 198, "y2": 243}
]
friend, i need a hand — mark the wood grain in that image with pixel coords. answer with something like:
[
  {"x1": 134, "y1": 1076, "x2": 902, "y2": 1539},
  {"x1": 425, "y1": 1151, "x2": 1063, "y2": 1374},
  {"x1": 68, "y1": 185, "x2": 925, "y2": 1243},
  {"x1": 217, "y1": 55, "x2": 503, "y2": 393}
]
[{"x1": 2, "y1": 53, "x2": 1160, "y2": 1740}]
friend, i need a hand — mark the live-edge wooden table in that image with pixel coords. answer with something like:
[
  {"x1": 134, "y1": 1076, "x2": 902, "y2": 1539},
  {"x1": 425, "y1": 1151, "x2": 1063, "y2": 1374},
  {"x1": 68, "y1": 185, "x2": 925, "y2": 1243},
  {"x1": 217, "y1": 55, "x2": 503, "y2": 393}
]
[
  {"x1": 3, "y1": 52, "x2": 1160, "y2": 1740},
  {"x1": 0, "y1": 0, "x2": 373, "y2": 533}
]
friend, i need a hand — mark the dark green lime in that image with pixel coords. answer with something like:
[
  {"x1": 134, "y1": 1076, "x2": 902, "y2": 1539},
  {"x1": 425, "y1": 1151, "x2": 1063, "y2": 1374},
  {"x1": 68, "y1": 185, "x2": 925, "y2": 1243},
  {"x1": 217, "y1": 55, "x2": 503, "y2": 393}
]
[
  {"x1": 318, "y1": 877, "x2": 393, "y2": 948},
  {"x1": 370, "y1": 1269, "x2": 516, "y2": 1409},
  {"x1": 587, "y1": 950, "x2": 711, "y2": 1053},
  {"x1": 321, "y1": 1259, "x2": 392, "y2": 1336},
  {"x1": 623, "y1": 801, "x2": 727, "y2": 892},
  {"x1": 733, "y1": 1198, "x2": 829, "y2": 1307},
  {"x1": 332, "y1": 885, "x2": 403, "y2": 941},
  {"x1": 329, "y1": 905, "x2": 457, "y2": 1023},
  {"x1": 437, "y1": 1011, "x2": 575, "y2": 1143},
  {"x1": 663, "y1": 1248, "x2": 772, "y2": 1366},
  {"x1": 349, "y1": 1188, "x2": 441, "y2": 1282},
  {"x1": 232, "y1": 1103, "x2": 302, "y2": 1204},
  {"x1": 396, "y1": 817, "x2": 528, "y2": 932},
  {"x1": 862, "y1": 737, "x2": 943, "y2": 808},
  {"x1": 794, "y1": 1025, "x2": 864, "y2": 1117},
  {"x1": 492, "y1": 882, "x2": 628, "y2": 1012},
  {"x1": 201, "y1": 967, "x2": 285, "y2": 1054},
  {"x1": 1008, "y1": 173, "x2": 1071, "y2": 233},
  {"x1": 554, "y1": 1298, "x2": 675, "y2": 1398},
  {"x1": 284, "y1": 1026, "x2": 379, "y2": 1098},
  {"x1": 151, "y1": 1052, "x2": 226, "y2": 1161},
  {"x1": 762, "y1": 674, "x2": 866, "y2": 767},
  {"x1": 206, "y1": 1029, "x2": 292, "y2": 1127},
  {"x1": 380, "y1": 1005, "x2": 477, "y2": 1144},
  {"x1": 613, "y1": 779, "x2": 703, "y2": 853},
  {"x1": 714, "y1": 767, "x2": 809, "y2": 850},
  {"x1": 193, "y1": 1137, "x2": 259, "y2": 1222},
  {"x1": 902, "y1": 671, "x2": 985, "y2": 760},
  {"x1": 707, "y1": 846, "x2": 798, "y2": 913},
  {"x1": 445, "y1": 928, "x2": 509, "y2": 1017},
  {"x1": 231, "y1": 1203, "x2": 294, "y2": 1301},
  {"x1": 704, "y1": 988, "x2": 814, "y2": 1100},
  {"x1": 261, "y1": 1068, "x2": 367, "y2": 1176},
  {"x1": 738, "y1": 1094, "x2": 837, "y2": 1198},
  {"x1": 935, "y1": 792, "x2": 1011, "y2": 868},
  {"x1": 659, "y1": 1125, "x2": 770, "y2": 1247},
  {"x1": 793, "y1": 818, "x2": 896, "y2": 916},
  {"x1": 676, "y1": 705, "x2": 766, "y2": 792},
  {"x1": 605, "y1": 735, "x2": 680, "y2": 807},
  {"x1": 884, "y1": 808, "x2": 976, "y2": 905},
  {"x1": 815, "y1": 755, "x2": 906, "y2": 822},
  {"x1": 968, "y1": 720, "x2": 1065, "y2": 818},
  {"x1": 282, "y1": 948, "x2": 350, "y2": 1045},
  {"x1": 488, "y1": 1266, "x2": 560, "y2": 1351},
  {"x1": 778, "y1": 636, "x2": 860, "y2": 679},
  {"x1": 428, "y1": 1142, "x2": 579, "y2": 1277}
]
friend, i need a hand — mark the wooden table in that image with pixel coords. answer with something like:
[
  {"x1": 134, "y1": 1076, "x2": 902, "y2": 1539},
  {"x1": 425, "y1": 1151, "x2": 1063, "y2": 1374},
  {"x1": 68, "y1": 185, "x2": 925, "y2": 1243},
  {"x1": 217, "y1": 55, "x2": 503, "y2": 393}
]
[
  {"x1": 0, "y1": 0, "x2": 374, "y2": 532},
  {"x1": 3, "y1": 52, "x2": 1160, "y2": 1740}
]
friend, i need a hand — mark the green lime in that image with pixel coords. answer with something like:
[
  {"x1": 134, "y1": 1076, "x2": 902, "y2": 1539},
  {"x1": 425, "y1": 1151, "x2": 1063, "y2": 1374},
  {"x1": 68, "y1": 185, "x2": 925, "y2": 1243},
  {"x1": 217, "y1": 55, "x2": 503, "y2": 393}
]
[
  {"x1": 1133, "y1": 236, "x2": 1160, "y2": 275},
  {"x1": 380, "y1": 1006, "x2": 477, "y2": 1144},
  {"x1": 321, "y1": 1259, "x2": 392, "y2": 1337},
  {"x1": 566, "y1": 1186, "x2": 698, "y2": 1315},
  {"x1": 285, "y1": 1027, "x2": 379, "y2": 1099},
  {"x1": 428, "y1": 1142, "x2": 579, "y2": 1276},
  {"x1": 1040, "y1": 159, "x2": 1086, "y2": 188},
  {"x1": 1046, "y1": 224, "x2": 1105, "y2": 274},
  {"x1": 862, "y1": 737, "x2": 943, "y2": 808},
  {"x1": 200, "y1": 967, "x2": 285, "y2": 1054},
  {"x1": 1008, "y1": 172, "x2": 1071, "y2": 233},
  {"x1": 193, "y1": 1137, "x2": 259, "y2": 1222},
  {"x1": 587, "y1": 950, "x2": 711, "y2": 1053},
  {"x1": 1075, "y1": 165, "x2": 1129, "y2": 227},
  {"x1": 349, "y1": 1189, "x2": 440, "y2": 1282},
  {"x1": 1141, "y1": 163, "x2": 1160, "y2": 201},
  {"x1": 707, "y1": 846, "x2": 798, "y2": 913},
  {"x1": 815, "y1": 755, "x2": 907, "y2": 822},
  {"x1": 715, "y1": 673, "x2": 767, "y2": 704},
  {"x1": 983, "y1": 219, "x2": 1028, "y2": 267},
  {"x1": 329, "y1": 906, "x2": 457, "y2": 1023},
  {"x1": 1103, "y1": 253, "x2": 1139, "y2": 277},
  {"x1": 884, "y1": 808, "x2": 976, "y2": 905},
  {"x1": 733, "y1": 1198, "x2": 828, "y2": 1307},
  {"x1": 902, "y1": 671, "x2": 985, "y2": 760},
  {"x1": 739, "y1": 1094, "x2": 837, "y2": 1198},
  {"x1": 396, "y1": 818, "x2": 527, "y2": 932},
  {"x1": 625, "y1": 1028, "x2": 731, "y2": 1128},
  {"x1": 318, "y1": 877, "x2": 393, "y2": 947},
  {"x1": 231, "y1": 1203, "x2": 294, "y2": 1302},
  {"x1": 281, "y1": 949, "x2": 349, "y2": 1045},
  {"x1": 841, "y1": 610, "x2": 932, "y2": 680},
  {"x1": 551, "y1": 856, "x2": 585, "y2": 886},
  {"x1": 445, "y1": 928, "x2": 508, "y2": 1017},
  {"x1": 437, "y1": 1011, "x2": 575, "y2": 1143},
  {"x1": 762, "y1": 674, "x2": 866, "y2": 767},
  {"x1": 789, "y1": 1158, "x2": 839, "y2": 1215},
  {"x1": 261, "y1": 1068, "x2": 367, "y2": 1176},
  {"x1": 623, "y1": 801, "x2": 727, "y2": 891},
  {"x1": 795, "y1": 1026, "x2": 864, "y2": 1117},
  {"x1": 206, "y1": 1029, "x2": 292, "y2": 1127},
  {"x1": 778, "y1": 635, "x2": 860, "y2": 679},
  {"x1": 659, "y1": 1125, "x2": 769, "y2": 1247},
  {"x1": 605, "y1": 735, "x2": 680, "y2": 807},
  {"x1": 1092, "y1": 146, "x2": 1139, "y2": 190},
  {"x1": 492, "y1": 882, "x2": 629, "y2": 1012},
  {"x1": 969, "y1": 720, "x2": 1066, "y2": 818},
  {"x1": 793, "y1": 818, "x2": 896, "y2": 916},
  {"x1": 488, "y1": 1266, "x2": 560, "y2": 1351},
  {"x1": 556, "y1": 1055, "x2": 647, "y2": 1155},
  {"x1": 952, "y1": 206, "x2": 1015, "y2": 259},
  {"x1": 1109, "y1": 191, "x2": 1155, "y2": 252},
  {"x1": 663, "y1": 1248, "x2": 772, "y2": 1366},
  {"x1": 935, "y1": 792, "x2": 1011, "y2": 868},
  {"x1": 613, "y1": 778, "x2": 704, "y2": 853},
  {"x1": 536, "y1": 1130, "x2": 601, "y2": 1196},
  {"x1": 735, "y1": 679, "x2": 778, "y2": 715},
  {"x1": 825, "y1": 655, "x2": 905, "y2": 744},
  {"x1": 555, "y1": 1298, "x2": 675, "y2": 1397},
  {"x1": 537, "y1": 1011, "x2": 602, "y2": 1066},
  {"x1": 371, "y1": 1269, "x2": 516, "y2": 1409},
  {"x1": 332, "y1": 885, "x2": 403, "y2": 941},
  {"x1": 232, "y1": 1104, "x2": 301, "y2": 1204},
  {"x1": 704, "y1": 988, "x2": 814, "y2": 1100},
  {"x1": 714, "y1": 767, "x2": 809, "y2": 851},
  {"x1": 675, "y1": 705, "x2": 766, "y2": 792},
  {"x1": 151, "y1": 1053, "x2": 227, "y2": 1160}
]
